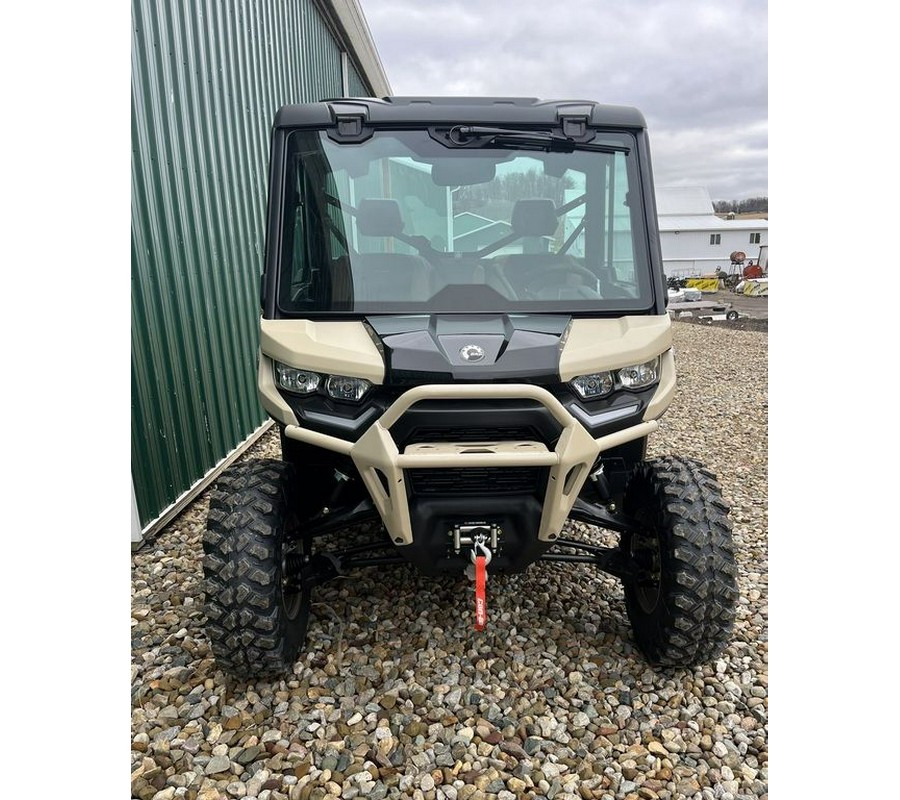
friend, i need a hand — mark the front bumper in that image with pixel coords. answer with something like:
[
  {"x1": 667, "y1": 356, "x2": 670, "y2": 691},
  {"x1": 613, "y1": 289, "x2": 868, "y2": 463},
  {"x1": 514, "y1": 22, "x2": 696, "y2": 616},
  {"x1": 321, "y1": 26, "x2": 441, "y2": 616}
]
[{"x1": 282, "y1": 383, "x2": 659, "y2": 546}]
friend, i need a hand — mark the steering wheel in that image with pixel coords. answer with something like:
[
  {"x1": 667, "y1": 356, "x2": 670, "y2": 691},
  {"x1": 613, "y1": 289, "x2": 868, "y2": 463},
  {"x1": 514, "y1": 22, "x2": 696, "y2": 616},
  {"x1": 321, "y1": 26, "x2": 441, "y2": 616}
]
[{"x1": 522, "y1": 262, "x2": 601, "y2": 299}]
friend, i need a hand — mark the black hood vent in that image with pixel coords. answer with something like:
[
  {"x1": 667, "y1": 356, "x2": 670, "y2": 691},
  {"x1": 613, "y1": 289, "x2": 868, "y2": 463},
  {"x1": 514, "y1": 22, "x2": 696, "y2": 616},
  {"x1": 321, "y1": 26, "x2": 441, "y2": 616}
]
[{"x1": 366, "y1": 314, "x2": 570, "y2": 385}]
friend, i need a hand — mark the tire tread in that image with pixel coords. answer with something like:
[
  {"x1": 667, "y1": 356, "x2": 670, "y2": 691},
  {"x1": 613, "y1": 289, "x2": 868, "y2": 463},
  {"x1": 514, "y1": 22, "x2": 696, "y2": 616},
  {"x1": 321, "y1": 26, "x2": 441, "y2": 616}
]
[
  {"x1": 624, "y1": 456, "x2": 739, "y2": 667},
  {"x1": 202, "y1": 458, "x2": 305, "y2": 679}
]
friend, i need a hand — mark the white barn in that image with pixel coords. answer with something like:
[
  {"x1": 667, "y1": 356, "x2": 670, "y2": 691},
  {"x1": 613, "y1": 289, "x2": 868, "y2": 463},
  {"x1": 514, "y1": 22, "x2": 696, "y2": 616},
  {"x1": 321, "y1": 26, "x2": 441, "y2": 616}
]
[{"x1": 656, "y1": 187, "x2": 768, "y2": 278}]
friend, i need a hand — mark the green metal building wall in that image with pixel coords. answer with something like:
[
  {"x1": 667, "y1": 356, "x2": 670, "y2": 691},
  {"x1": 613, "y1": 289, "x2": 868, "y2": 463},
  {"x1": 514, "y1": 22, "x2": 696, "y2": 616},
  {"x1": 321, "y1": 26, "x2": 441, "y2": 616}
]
[
  {"x1": 131, "y1": 0, "x2": 378, "y2": 530},
  {"x1": 348, "y1": 61, "x2": 369, "y2": 96}
]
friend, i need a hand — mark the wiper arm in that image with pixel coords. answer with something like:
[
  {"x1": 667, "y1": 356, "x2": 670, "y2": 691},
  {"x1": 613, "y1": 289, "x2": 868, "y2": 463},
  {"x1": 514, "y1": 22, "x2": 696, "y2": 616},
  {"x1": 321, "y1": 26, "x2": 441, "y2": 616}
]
[{"x1": 448, "y1": 125, "x2": 629, "y2": 154}]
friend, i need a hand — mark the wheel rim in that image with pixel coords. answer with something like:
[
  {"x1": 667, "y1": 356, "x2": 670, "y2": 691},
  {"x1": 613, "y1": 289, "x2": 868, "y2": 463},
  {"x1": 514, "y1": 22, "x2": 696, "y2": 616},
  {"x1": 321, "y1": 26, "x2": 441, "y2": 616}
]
[{"x1": 629, "y1": 529, "x2": 662, "y2": 613}]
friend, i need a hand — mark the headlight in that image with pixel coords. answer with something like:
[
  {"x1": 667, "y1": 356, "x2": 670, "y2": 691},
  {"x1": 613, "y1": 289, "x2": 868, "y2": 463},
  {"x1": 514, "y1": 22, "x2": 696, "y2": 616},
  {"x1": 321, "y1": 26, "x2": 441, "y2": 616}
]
[
  {"x1": 570, "y1": 356, "x2": 660, "y2": 398},
  {"x1": 274, "y1": 363, "x2": 321, "y2": 394},
  {"x1": 571, "y1": 371, "x2": 615, "y2": 399},
  {"x1": 617, "y1": 357, "x2": 660, "y2": 389},
  {"x1": 325, "y1": 375, "x2": 372, "y2": 402}
]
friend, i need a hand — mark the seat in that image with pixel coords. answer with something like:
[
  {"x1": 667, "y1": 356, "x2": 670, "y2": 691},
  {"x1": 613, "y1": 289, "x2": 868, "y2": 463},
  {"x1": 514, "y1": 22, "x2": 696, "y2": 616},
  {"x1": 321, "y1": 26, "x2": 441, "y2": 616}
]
[{"x1": 351, "y1": 198, "x2": 435, "y2": 303}]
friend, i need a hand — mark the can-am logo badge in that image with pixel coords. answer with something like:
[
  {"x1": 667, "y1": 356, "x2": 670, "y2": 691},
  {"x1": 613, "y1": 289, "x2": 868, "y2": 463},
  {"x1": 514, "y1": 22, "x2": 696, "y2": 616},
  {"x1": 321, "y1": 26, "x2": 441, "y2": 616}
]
[{"x1": 459, "y1": 344, "x2": 485, "y2": 362}]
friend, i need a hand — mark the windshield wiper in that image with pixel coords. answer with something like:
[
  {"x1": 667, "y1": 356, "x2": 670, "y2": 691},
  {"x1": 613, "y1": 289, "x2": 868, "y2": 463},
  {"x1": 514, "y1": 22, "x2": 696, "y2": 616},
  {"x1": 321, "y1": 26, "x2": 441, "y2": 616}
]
[{"x1": 448, "y1": 125, "x2": 630, "y2": 154}]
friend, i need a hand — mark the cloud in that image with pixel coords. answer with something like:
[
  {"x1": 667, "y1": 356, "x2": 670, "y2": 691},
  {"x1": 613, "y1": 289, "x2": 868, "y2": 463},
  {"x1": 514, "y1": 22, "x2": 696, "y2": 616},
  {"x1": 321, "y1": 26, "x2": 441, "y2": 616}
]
[{"x1": 361, "y1": 0, "x2": 768, "y2": 200}]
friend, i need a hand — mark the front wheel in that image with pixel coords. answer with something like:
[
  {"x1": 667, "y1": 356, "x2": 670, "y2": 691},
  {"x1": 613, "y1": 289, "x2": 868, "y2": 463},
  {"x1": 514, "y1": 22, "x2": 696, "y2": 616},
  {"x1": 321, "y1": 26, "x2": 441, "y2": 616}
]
[
  {"x1": 621, "y1": 456, "x2": 739, "y2": 667},
  {"x1": 202, "y1": 459, "x2": 311, "y2": 679}
]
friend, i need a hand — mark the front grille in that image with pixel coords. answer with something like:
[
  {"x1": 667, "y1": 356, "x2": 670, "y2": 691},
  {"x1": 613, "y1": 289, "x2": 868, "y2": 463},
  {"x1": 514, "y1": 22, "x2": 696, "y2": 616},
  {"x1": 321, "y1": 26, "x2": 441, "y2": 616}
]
[
  {"x1": 408, "y1": 467, "x2": 547, "y2": 496},
  {"x1": 389, "y1": 400, "x2": 563, "y2": 450}
]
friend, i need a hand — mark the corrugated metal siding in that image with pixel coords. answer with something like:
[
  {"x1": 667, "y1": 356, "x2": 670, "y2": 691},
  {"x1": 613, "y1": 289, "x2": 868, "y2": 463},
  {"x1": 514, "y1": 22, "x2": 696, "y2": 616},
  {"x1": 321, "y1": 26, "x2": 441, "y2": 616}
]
[
  {"x1": 131, "y1": 0, "x2": 351, "y2": 527},
  {"x1": 348, "y1": 61, "x2": 370, "y2": 97},
  {"x1": 299, "y1": 0, "x2": 344, "y2": 100}
]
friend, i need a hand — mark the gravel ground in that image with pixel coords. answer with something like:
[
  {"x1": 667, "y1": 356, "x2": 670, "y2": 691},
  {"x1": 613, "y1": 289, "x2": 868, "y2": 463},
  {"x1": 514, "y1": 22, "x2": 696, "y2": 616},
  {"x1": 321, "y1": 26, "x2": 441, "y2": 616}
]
[{"x1": 132, "y1": 322, "x2": 768, "y2": 800}]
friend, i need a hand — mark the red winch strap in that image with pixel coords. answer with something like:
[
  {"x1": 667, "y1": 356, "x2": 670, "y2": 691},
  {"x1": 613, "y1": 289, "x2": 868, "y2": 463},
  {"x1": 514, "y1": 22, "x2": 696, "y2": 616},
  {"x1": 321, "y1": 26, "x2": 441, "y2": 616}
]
[{"x1": 474, "y1": 554, "x2": 487, "y2": 631}]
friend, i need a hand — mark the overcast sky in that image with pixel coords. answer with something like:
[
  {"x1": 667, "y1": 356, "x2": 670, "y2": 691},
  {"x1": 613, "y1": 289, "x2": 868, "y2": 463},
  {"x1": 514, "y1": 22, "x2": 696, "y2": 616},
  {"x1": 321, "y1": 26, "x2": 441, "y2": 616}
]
[{"x1": 360, "y1": 0, "x2": 767, "y2": 202}]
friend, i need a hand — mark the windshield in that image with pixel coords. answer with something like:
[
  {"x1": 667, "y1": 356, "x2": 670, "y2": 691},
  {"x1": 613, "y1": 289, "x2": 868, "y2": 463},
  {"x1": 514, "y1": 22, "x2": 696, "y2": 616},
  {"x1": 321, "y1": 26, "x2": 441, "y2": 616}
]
[{"x1": 277, "y1": 129, "x2": 653, "y2": 315}]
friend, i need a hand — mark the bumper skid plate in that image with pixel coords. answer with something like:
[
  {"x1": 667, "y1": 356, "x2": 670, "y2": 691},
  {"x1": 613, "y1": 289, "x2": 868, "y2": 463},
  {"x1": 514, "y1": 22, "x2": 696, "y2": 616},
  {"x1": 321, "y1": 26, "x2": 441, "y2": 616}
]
[{"x1": 285, "y1": 384, "x2": 658, "y2": 546}]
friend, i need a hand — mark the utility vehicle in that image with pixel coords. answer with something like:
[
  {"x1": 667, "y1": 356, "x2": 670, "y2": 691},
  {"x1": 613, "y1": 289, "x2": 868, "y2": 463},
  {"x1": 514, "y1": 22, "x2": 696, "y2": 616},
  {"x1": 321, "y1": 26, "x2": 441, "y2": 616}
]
[{"x1": 202, "y1": 97, "x2": 739, "y2": 679}]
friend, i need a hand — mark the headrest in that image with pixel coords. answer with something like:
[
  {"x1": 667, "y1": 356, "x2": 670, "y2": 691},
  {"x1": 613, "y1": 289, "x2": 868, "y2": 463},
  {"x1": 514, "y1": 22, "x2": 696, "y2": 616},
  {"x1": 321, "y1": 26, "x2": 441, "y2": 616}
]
[
  {"x1": 511, "y1": 199, "x2": 559, "y2": 237},
  {"x1": 357, "y1": 198, "x2": 404, "y2": 237}
]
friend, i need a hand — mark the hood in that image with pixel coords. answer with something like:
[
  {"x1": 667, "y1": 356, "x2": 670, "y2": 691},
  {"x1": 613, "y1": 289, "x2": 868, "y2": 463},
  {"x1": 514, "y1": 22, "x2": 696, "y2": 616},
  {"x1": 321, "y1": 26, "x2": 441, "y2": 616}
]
[{"x1": 366, "y1": 314, "x2": 571, "y2": 384}]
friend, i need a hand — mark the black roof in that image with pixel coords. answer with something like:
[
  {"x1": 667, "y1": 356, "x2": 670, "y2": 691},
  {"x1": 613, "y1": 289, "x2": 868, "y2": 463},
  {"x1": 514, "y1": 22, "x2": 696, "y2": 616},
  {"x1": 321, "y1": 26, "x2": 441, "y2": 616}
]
[{"x1": 273, "y1": 97, "x2": 646, "y2": 129}]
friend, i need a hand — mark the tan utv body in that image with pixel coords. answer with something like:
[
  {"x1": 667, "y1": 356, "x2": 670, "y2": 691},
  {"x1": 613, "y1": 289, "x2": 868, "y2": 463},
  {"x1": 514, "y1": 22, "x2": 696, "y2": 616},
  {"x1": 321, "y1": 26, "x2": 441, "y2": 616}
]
[
  {"x1": 201, "y1": 97, "x2": 739, "y2": 679},
  {"x1": 259, "y1": 316, "x2": 675, "y2": 545}
]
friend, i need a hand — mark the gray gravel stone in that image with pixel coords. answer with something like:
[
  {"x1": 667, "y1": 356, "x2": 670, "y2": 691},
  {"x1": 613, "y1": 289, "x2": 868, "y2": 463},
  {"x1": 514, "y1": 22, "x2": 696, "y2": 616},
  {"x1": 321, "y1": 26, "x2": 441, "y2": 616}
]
[
  {"x1": 523, "y1": 736, "x2": 543, "y2": 755},
  {"x1": 204, "y1": 755, "x2": 232, "y2": 776}
]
